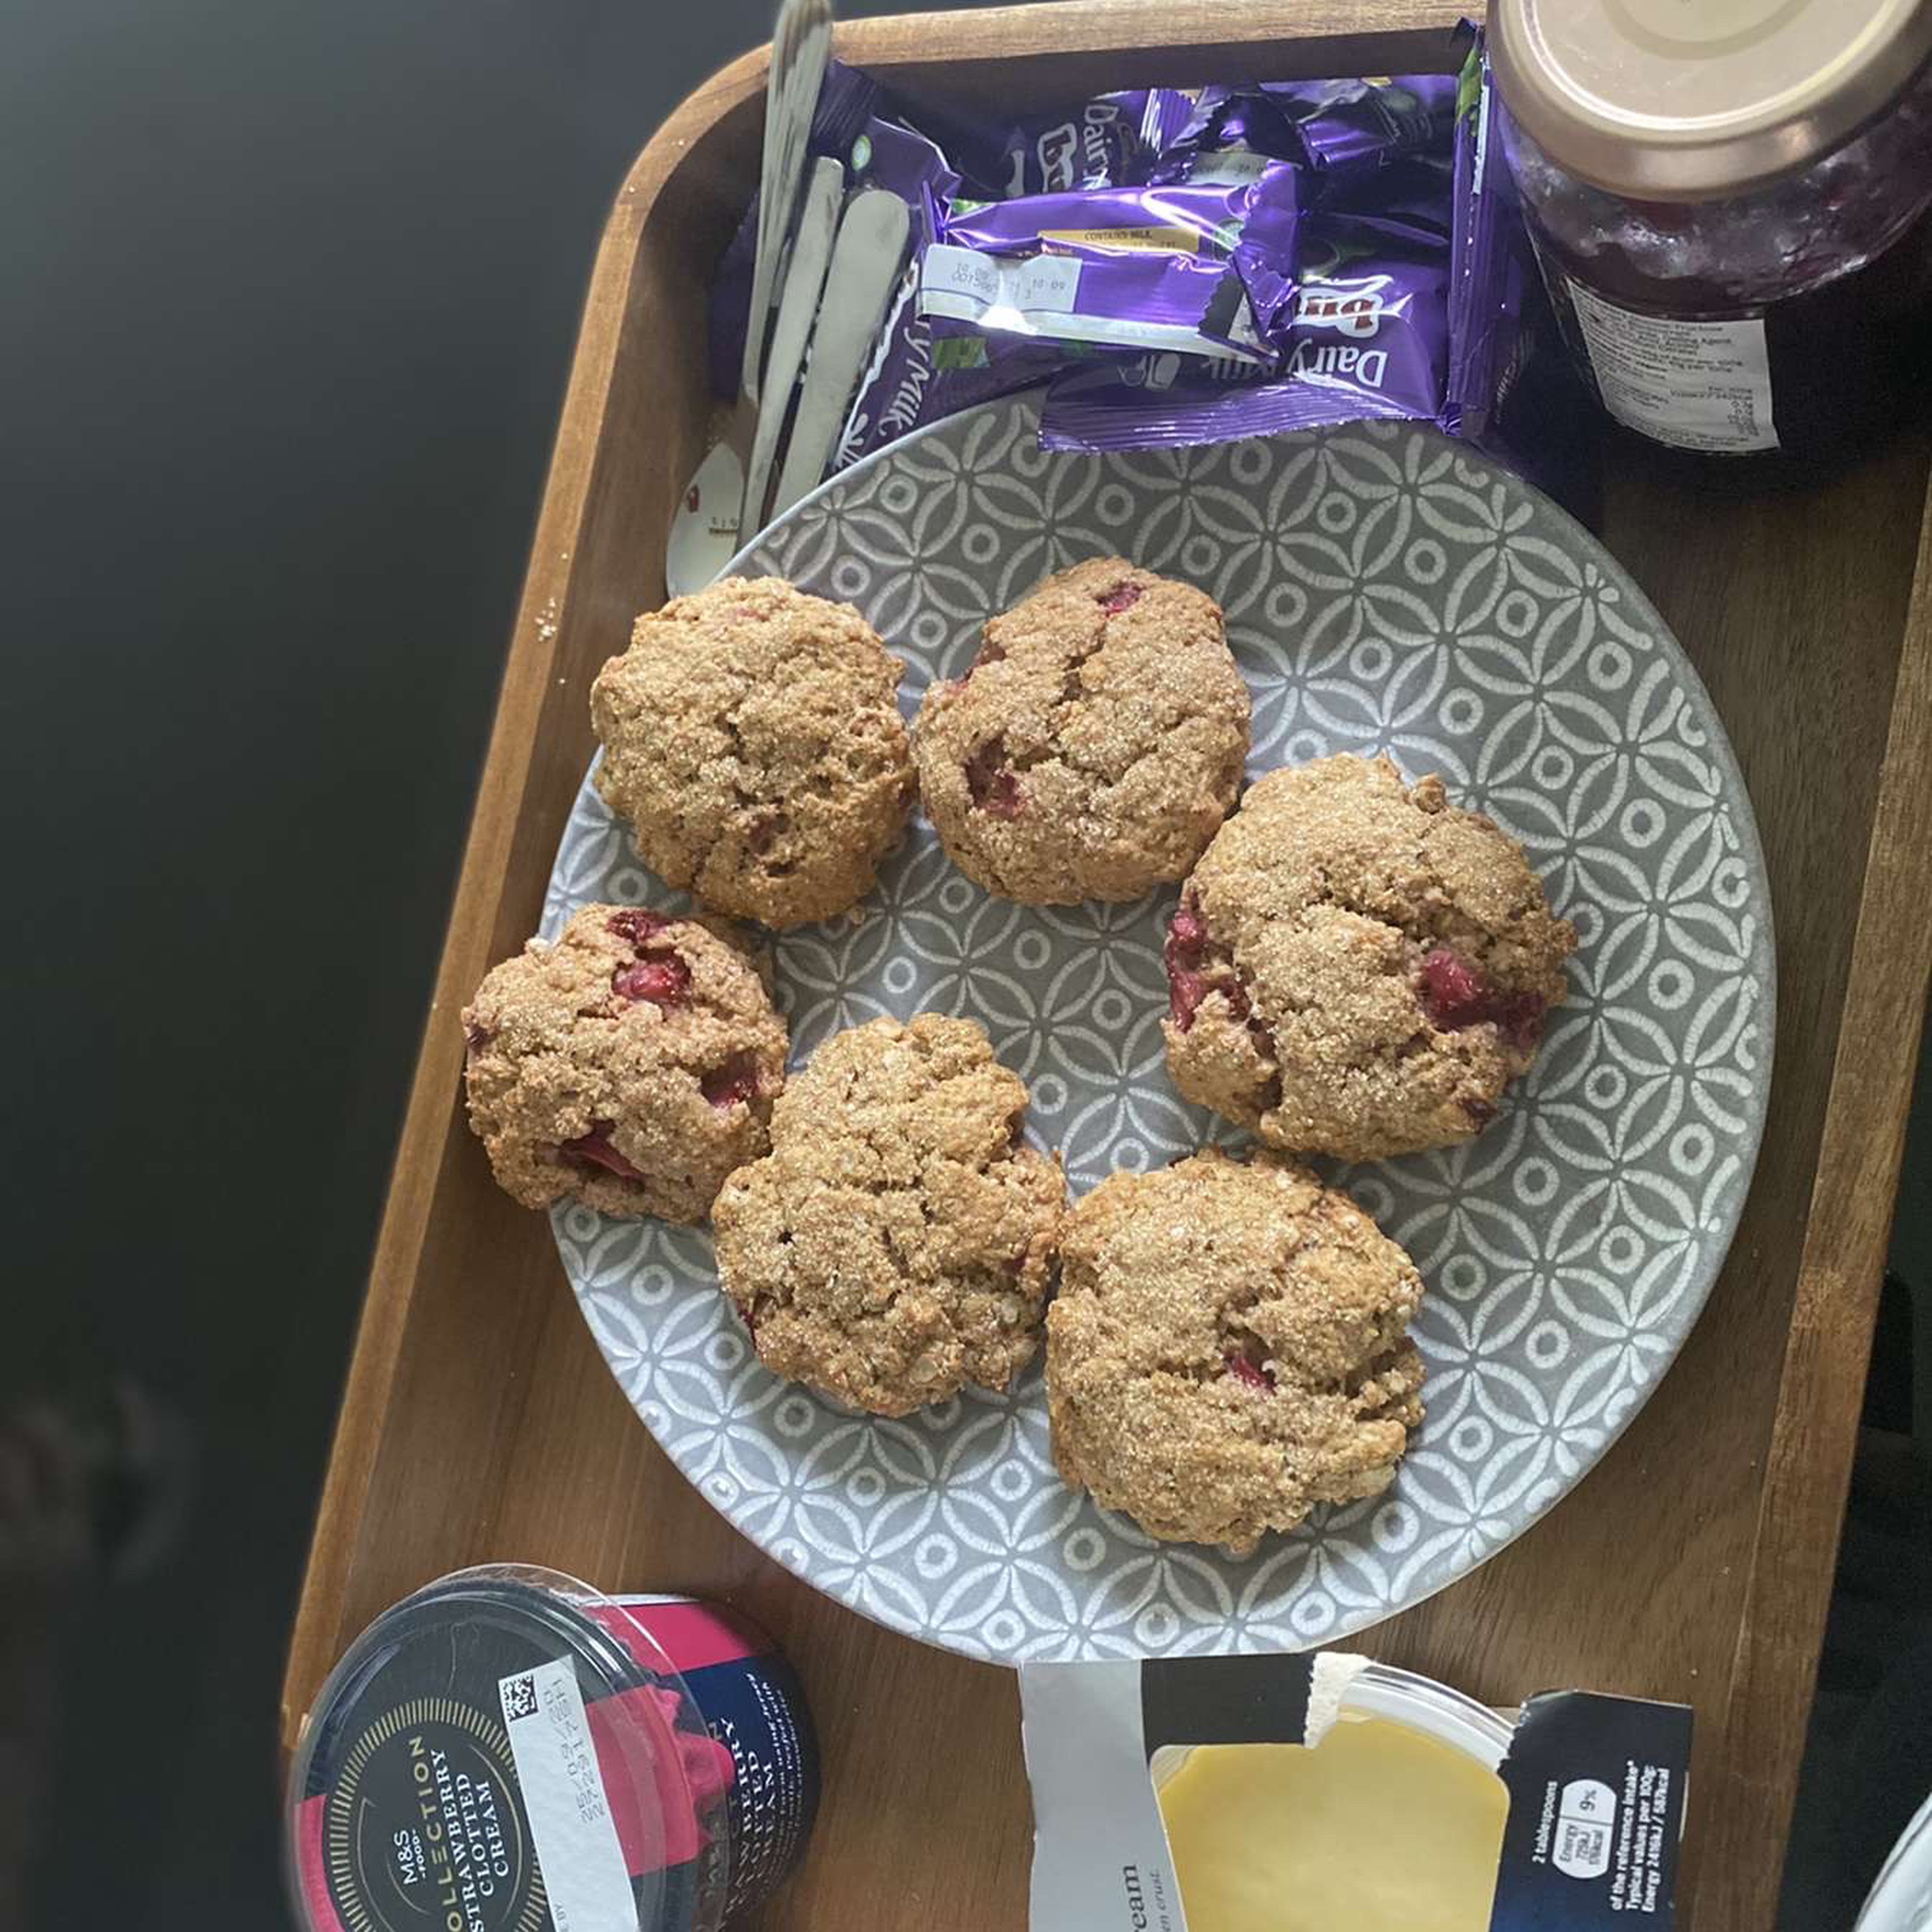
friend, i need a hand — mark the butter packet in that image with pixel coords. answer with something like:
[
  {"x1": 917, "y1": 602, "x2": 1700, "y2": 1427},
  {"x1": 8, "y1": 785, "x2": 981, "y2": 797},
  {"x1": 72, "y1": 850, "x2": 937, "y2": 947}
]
[{"x1": 1021, "y1": 1651, "x2": 1692, "y2": 1931}]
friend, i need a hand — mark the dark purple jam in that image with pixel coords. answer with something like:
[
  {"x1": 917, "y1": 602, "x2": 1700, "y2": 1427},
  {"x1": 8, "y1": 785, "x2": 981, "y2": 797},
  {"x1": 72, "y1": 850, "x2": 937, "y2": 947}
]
[{"x1": 1500, "y1": 57, "x2": 1932, "y2": 476}]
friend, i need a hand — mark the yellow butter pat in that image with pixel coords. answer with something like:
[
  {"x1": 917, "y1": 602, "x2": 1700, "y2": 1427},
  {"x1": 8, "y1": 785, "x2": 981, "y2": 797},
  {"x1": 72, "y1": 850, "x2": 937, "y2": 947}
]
[{"x1": 1156, "y1": 1716, "x2": 1509, "y2": 1932}]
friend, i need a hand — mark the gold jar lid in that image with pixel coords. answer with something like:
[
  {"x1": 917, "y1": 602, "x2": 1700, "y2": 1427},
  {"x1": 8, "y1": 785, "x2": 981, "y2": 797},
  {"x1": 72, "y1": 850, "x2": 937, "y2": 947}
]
[{"x1": 1491, "y1": 0, "x2": 1932, "y2": 199}]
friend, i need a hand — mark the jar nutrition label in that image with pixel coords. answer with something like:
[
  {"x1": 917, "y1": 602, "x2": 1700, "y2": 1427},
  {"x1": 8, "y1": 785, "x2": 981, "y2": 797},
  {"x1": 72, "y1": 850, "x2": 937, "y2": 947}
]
[{"x1": 1566, "y1": 280, "x2": 1778, "y2": 454}]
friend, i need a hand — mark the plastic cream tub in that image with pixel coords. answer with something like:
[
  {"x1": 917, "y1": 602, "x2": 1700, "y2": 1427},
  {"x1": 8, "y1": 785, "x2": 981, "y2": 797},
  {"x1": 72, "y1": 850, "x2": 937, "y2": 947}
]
[
  {"x1": 1152, "y1": 1662, "x2": 1511, "y2": 1932},
  {"x1": 286, "y1": 1565, "x2": 820, "y2": 1932}
]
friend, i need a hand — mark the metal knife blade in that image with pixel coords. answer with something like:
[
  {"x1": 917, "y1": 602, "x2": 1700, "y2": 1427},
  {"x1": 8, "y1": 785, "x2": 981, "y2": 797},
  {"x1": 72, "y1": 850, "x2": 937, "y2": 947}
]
[{"x1": 743, "y1": 0, "x2": 832, "y2": 404}]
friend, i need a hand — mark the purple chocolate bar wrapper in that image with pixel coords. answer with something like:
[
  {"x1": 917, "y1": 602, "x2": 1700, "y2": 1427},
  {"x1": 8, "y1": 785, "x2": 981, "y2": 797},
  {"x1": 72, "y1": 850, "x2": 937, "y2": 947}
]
[
  {"x1": 921, "y1": 169, "x2": 1301, "y2": 364},
  {"x1": 1155, "y1": 73, "x2": 1457, "y2": 193},
  {"x1": 1038, "y1": 246, "x2": 1450, "y2": 451},
  {"x1": 1037, "y1": 166, "x2": 1452, "y2": 452},
  {"x1": 1442, "y1": 43, "x2": 1527, "y2": 450},
  {"x1": 1325, "y1": 153, "x2": 1456, "y2": 240},
  {"x1": 1039, "y1": 39, "x2": 1542, "y2": 460},
  {"x1": 920, "y1": 88, "x2": 1195, "y2": 199},
  {"x1": 828, "y1": 91, "x2": 1197, "y2": 473},
  {"x1": 1283, "y1": 74, "x2": 1458, "y2": 183}
]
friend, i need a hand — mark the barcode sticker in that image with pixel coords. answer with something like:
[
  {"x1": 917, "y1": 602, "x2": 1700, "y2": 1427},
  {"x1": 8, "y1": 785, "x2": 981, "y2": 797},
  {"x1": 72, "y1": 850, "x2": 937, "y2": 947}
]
[{"x1": 498, "y1": 1656, "x2": 634, "y2": 1931}]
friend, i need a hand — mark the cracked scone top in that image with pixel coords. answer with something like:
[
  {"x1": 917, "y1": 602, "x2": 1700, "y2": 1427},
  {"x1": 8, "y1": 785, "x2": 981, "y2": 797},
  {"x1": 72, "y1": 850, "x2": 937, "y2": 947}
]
[
  {"x1": 591, "y1": 577, "x2": 916, "y2": 928},
  {"x1": 1165, "y1": 754, "x2": 1577, "y2": 1161},
  {"x1": 1047, "y1": 1149, "x2": 1426, "y2": 1554},
  {"x1": 461, "y1": 904, "x2": 787, "y2": 1223},
  {"x1": 913, "y1": 558, "x2": 1251, "y2": 904},
  {"x1": 712, "y1": 1014, "x2": 1067, "y2": 1417}
]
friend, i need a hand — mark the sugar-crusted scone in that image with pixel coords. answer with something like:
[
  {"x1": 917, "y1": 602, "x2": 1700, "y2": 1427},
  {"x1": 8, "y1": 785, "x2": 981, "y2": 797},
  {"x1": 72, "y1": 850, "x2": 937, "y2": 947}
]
[
  {"x1": 1046, "y1": 1149, "x2": 1426, "y2": 1554},
  {"x1": 461, "y1": 905, "x2": 787, "y2": 1222},
  {"x1": 591, "y1": 577, "x2": 916, "y2": 929},
  {"x1": 712, "y1": 1013, "x2": 1067, "y2": 1416},
  {"x1": 1164, "y1": 754, "x2": 1576, "y2": 1161},
  {"x1": 913, "y1": 558, "x2": 1251, "y2": 904}
]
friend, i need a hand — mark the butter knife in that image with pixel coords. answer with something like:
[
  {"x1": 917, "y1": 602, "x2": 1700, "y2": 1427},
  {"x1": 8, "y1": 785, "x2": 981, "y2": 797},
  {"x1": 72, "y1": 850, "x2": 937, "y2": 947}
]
[
  {"x1": 740, "y1": 155, "x2": 844, "y2": 539},
  {"x1": 769, "y1": 188, "x2": 911, "y2": 522}
]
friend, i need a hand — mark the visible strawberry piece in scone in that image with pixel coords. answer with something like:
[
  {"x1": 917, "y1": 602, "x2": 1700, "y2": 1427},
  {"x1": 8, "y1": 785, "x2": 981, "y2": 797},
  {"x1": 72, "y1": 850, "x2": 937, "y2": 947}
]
[
  {"x1": 1167, "y1": 973, "x2": 1206, "y2": 1030},
  {"x1": 607, "y1": 908, "x2": 670, "y2": 946},
  {"x1": 1418, "y1": 946, "x2": 1486, "y2": 1025},
  {"x1": 613, "y1": 951, "x2": 691, "y2": 1008},
  {"x1": 964, "y1": 737, "x2": 1022, "y2": 818},
  {"x1": 559, "y1": 1125, "x2": 647, "y2": 1181},
  {"x1": 1224, "y1": 1351, "x2": 1275, "y2": 1392},
  {"x1": 700, "y1": 1051, "x2": 761, "y2": 1109},
  {"x1": 1168, "y1": 896, "x2": 1207, "y2": 960},
  {"x1": 1164, "y1": 896, "x2": 1213, "y2": 1029},
  {"x1": 608, "y1": 909, "x2": 691, "y2": 1009},
  {"x1": 1098, "y1": 582, "x2": 1143, "y2": 614},
  {"x1": 1163, "y1": 895, "x2": 1272, "y2": 1102},
  {"x1": 1420, "y1": 946, "x2": 1546, "y2": 1048}
]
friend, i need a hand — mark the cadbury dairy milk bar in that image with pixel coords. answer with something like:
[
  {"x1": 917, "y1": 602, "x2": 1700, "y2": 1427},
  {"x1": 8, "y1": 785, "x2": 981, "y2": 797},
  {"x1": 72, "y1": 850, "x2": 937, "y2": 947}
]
[
  {"x1": 1038, "y1": 44, "x2": 1531, "y2": 456},
  {"x1": 830, "y1": 90, "x2": 1192, "y2": 471},
  {"x1": 710, "y1": 67, "x2": 1191, "y2": 469},
  {"x1": 918, "y1": 169, "x2": 1302, "y2": 365},
  {"x1": 1038, "y1": 209, "x2": 1449, "y2": 450}
]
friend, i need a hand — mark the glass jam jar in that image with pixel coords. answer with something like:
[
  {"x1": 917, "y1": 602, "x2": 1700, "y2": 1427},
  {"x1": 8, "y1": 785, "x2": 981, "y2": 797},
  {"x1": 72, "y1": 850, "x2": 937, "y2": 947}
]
[{"x1": 1491, "y1": 0, "x2": 1932, "y2": 470}]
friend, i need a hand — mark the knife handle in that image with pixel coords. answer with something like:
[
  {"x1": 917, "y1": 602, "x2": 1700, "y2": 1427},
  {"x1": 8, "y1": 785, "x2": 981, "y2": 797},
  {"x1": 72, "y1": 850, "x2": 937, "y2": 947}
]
[
  {"x1": 771, "y1": 189, "x2": 912, "y2": 522},
  {"x1": 742, "y1": 156, "x2": 845, "y2": 542}
]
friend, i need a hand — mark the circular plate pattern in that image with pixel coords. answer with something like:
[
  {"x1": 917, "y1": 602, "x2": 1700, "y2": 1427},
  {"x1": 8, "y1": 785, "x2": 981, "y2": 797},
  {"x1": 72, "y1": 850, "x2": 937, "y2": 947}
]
[{"x1": 543, "y1": 396, "x2": 1773, "y2": 1665}]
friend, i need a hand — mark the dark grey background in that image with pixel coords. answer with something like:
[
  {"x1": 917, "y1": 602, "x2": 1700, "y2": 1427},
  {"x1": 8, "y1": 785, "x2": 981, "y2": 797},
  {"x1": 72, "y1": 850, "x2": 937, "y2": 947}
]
[
  {"x1": 3, "y1": 0, "x2": 974, "y2": 1921},
  {"x1": 4, "y1": 1, "x2": 1926, "y2": 1925}
]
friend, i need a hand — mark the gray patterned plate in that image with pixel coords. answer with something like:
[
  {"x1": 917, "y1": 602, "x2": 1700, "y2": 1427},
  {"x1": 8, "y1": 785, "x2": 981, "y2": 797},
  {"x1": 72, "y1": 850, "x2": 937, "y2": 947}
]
[{"x1": 543, "y1": 395, "x2": 1772, "y2": 1664}]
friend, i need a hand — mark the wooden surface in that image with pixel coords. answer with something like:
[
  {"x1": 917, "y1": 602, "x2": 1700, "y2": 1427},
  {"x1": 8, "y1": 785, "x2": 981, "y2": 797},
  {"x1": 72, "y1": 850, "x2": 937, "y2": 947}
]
[{"x1": 281, "y1": 6, "x2": 1932, "y2": 1927}]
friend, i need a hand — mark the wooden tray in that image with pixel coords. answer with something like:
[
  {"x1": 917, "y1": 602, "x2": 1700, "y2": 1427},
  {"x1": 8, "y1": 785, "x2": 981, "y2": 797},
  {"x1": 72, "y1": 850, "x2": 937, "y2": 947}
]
[{"x1": 282, "y1": 5, "x2": 1932, "y2": 1925}]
